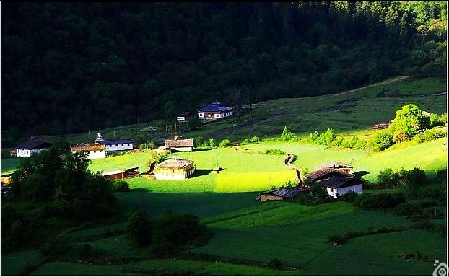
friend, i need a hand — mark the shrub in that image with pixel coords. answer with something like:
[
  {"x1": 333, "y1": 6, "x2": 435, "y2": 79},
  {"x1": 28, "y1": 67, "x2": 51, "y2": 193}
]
[
  {"x1": 150, "y1": 210, "x2": 212, "y2": 257},
  {"x1": 264, "y1": 149, "x2": 286, "y2": 155},
  {"x1": 194, "y1": 136, "x2": 205, "y2": 148},
  {"x1": 376, "y1": 168, "x2": 402, "y2": 188},
  {"x1": 370, "y1": 129, "x2": 393, "y2": 152},
  {"x1": 249, "y1": 135, "x2": 261, "y2": 143},
  {"x1": 353, "y1": 192, "x2": 406, "y2": 209},
  {"x1": 127, "y1": 209, "x2": 152, "y2": 247},
  {"x1": 281, "y1": 126, "x2": 296, "y2": 141},
  {"x1": 419, "y1": 184, "x2": 446, "y2": 201},
  {"x1": 402, "y1": 167, "x2": 427, "y2": 199},
  {"x1": 1, "y1": 150, "x2": 11, "y2": 158},
  {"x1": 218, "y1": 139, "x2": 231, "y2": 148},
  {"x1": 413, "y1": 128, "x2": 447, "y2": 144},
  {"x1": 268, "y1": 258, "x2": 283, "y2": 269},
  {"x1": 208, "y1": 138, "x2": 216, "y2": 148},
  {"x1": 112, "y1": 180, "x2": 131, "y2": 192}
]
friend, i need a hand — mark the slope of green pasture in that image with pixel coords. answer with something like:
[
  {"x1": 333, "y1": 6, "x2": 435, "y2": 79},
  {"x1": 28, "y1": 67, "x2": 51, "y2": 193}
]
[
  {"x1": 1, "y1": 157, "x2": 21, "y2": 174},
  {"x1": 243, "y1": 78, "x2": 447, "y2": 139},
  {"x1": 1, "y1": 250, "x2": 42, "y2": 276},
  {"x1": 30, "y1": 262, "x2": 124, "y2": 276},
  {"x1": 114, "y1": 192, "x2": 260, "y2": 219},
  {"x1": 300, "y1": 229, "x2": 446, "y2": 276},
  {"x1": 214, "y1": 171, "x2": 294, "y2": 192},
  {"x1": 88, "y1": 151, "x2": 154, "y2": 173},
  {"x1": 31, "y1": 258, "x2": 298, "y2": 276},
  {"x1": 121, "y1": 148, "x2": 296, "y2": 193},
  {"x1": 242, "y1": 142, "x2": 367, "y2": 173},
  {"x1": 352, "y1": 138, "x2": 447, "y2": 182},
  {"x1": 242, "y1": 138, "x2": 447, "y2": 183},
  {"x1": 192, "y1": 201, "x2": 418, "y2": 272}
]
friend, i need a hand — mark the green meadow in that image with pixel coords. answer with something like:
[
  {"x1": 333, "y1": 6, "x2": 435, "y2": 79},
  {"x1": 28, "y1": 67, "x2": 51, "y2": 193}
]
[{"x1": 1, "y1": 76, "x2": 447, "y2": 276}]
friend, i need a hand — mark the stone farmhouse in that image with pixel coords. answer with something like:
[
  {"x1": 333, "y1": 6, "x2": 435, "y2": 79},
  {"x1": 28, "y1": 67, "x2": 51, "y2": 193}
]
[{"x1": 153, "y1": 157, "x2": 196, "y2": 180}]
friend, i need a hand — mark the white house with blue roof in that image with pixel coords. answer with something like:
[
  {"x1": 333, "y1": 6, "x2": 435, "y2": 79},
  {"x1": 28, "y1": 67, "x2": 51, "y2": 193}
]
[{"x1": 197, "y1": 101, "x2": 233, "y2": 121}]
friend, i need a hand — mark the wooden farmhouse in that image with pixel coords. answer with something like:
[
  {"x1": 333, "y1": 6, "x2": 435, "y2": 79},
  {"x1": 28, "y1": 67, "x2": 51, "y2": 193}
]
[
  {"x1": 101, "y1": 167, "x2": 140, "y2": 180},
  {"x1": 153, "y1": 157, "x2": 196, "y2": 180},
  {"x1": 102, "y1": 170, "x2": 125, "y2": 180},
  {"x1": 306, "y1": 161, "x2": 363, "y2": 198},
  {"x1": 165, "y1": 138, "x2": 194, "y2": 152},
  {"x1": 15, "y1": 137, "x2": 51, "y2": 158},
  {"x1": 197, "y1": 101, "x2": 233, "y2": 121},
  {"x1": 70, "y1": 133, "x2": 134, "y2": 159},
  {"x1": 257, "y1": 188, "x2": 301, "y2": 202}
]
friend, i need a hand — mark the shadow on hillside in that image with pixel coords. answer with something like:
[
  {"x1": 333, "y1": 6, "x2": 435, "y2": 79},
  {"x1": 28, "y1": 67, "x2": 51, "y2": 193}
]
[
  {"x1": 354, "y1": 170, "x2": 370, "y2": 179},
  {"x1": 192, "y1": 169, "x2": 213, "y2": 177}
]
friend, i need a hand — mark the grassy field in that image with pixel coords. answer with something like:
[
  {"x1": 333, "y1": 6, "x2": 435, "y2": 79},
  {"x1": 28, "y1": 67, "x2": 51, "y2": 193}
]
[{"x1": 1, "y1": 76, "x2": 447, "y2": 276}]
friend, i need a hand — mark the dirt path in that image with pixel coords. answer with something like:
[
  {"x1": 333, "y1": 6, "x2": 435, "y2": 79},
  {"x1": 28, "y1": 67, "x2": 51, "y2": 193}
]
[
  {"x1": 204, "y1": 76, "x2": 410, "y2": 140},
  {"x1": 332, "y1": 75, "x2": 409, "y2": 97}
]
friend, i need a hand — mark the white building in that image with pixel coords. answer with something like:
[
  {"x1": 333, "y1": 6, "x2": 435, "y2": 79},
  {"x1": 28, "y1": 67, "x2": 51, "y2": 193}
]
[
  {"x1": 197, "y1": 101, "x2": 233, "y2": 121},
  {"x1": 70, "y1": 133, "x2": 134, "y2": 159},
  {"x1": 16, "y1": 138, "x2": 51, "y2": 158}
]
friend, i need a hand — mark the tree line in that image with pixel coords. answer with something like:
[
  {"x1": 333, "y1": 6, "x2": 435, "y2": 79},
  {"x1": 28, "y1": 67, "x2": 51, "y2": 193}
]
[{"x1": 2, "y1": 2, "x2": 447, "y2": 147}]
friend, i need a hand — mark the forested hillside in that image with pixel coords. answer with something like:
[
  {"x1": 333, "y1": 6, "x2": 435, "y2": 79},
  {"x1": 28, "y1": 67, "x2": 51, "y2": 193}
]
[{"x1": 1, "y1": 2, "x2": 447, "y2": 146}]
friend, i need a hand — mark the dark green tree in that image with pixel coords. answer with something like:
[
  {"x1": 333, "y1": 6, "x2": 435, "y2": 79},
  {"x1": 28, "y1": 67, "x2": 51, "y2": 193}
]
[{"x1": 127, "y1": 209, "x2": 152, "y2": 247}]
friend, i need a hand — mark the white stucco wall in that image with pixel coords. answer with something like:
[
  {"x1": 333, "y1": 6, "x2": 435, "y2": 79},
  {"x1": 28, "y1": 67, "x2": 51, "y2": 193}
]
[
  {"x1": 17, "y1": 149, "x2": 44, "y2": 158},
  {"x1": 105, "y1": 143, "x2": 133, "y2": 152},
  {"x1": 327, "y1": 184, "x2": 363, "y2": 198},
  {"x1": 87, "y1": 150, "x2": 106, "y2": 159}
]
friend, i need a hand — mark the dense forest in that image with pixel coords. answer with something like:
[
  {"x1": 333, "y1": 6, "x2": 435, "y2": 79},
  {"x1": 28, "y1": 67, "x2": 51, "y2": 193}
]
[{"x1": 1, "y1": 2, "x2": 447, "y2": 147}]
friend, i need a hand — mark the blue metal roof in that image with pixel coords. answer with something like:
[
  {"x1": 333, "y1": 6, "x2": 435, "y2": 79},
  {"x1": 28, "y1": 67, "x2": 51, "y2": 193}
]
[
  {"x1": 99, "y1": 139, "x2": 133, "y2": 145},
  {"x1": 198, "y1": 102, "x2": 233, "y2": 112}
]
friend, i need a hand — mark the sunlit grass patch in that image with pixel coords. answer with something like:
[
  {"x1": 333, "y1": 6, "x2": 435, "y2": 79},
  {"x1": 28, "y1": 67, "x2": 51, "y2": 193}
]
[{"x1": 214, "y1": 171, "x2": 295, "y2": 193}]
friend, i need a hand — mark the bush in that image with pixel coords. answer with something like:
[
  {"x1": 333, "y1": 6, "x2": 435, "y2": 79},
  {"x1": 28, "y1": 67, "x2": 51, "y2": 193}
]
[
  {"x1": 353, "y1": 192, "x2": 406, "y2": 209},
  {"x1": 208, "y1": 138, "x2": 216, "y2": 148},
  {"x1": 112, "y1": 180, "x2": 131, "y2": 192},
  {"x1": 249, "y1": 135, "x2": 261, "y2": 143},
  {"x1": 402, "y1": 167, "x2": 427, "y2": 199},
  {"x1": 370, "y1": 129, "x2": 393, "y2": 152},
  {"x1": 264, "y1": 149, "x2": 285, "y2": 155},
  {"x1": 413, "y1": 128, "x2": 447, "y2": 143},
  {"x1": 376, "y1": 168, "x2": 402, "y2": 188},
  {"x1": 419, "y1": 184, "x2": 446, "y2": 201},
  {"x1": 218, "y1": 139, "x2": 231, "y2": 148},
  {"x1": 281, "y1": 126, "x2": 296, "y2": 141},
  {"x1": 309, "y1": 128, "x2": 336, "y2": 146},
  {"x1": 127, "y1": 209, "x2": 152, "y2": 247},
  {"x1": 194, "y1": 136, "x2": 205, "y2": 148},
  {"x1": 268, "y1": 258, "x2": 283, "y2": 269},
  {"x1": 150, "y1": 210, "x2": 212, "y2": 257},
  {"x1": 1, "y1": 150, "x2": 11, "y2": 158}
]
